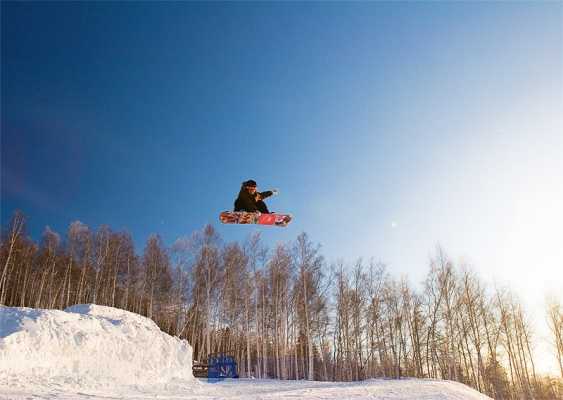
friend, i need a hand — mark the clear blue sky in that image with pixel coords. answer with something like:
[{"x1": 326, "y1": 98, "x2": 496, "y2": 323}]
[{"x1": 2, "y1": 1, "x2": 562, "y2": 370}]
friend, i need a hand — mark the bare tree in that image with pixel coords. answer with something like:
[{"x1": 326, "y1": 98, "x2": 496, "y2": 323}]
[
  {"x1": 293, "y1": 232, "x2": 325, "y2": 380},
  {"x1": 267, "y1": 244, "x2": 292, "y2": 379},
  {"x1": 191, "y1": 225, "x2": 222, "y2": 360},
  {"x1": 0, "y1": 211, "x2": 26, "y2": 304},
  {"x1": 244, "y1": 232, "x2": 267, "y2": 378},
  {"x1": 547, "y1": 297, "x2": 563, "y2": 379},
  {"x1": 142, "y1": 234, "x2": 172, "y2": 320}
]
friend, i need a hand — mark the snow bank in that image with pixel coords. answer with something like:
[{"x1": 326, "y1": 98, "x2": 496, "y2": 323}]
[{"x1": 0, "y1": 304, "x2": 193, "y2": 390}]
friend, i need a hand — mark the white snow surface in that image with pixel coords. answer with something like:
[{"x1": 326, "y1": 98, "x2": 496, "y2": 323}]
[
  {"x1": 0, "y1": 304, "x2": 193, "y2": 391},
  {"x1": 0, "y1": 305, "x2": 492, "y2": 400}
]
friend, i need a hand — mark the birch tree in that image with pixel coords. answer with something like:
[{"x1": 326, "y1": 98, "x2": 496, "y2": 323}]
[
  {"x1": 547, "y1": 297, "x2": 563, "y2": 379},
  {"x1": 293, "y1": 232, "x2": 325, "y2": 380}
]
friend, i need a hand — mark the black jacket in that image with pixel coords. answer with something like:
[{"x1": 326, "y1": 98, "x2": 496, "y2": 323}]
[{"x1": 234, "y1": 188, "x2": 273, "y2": 213}]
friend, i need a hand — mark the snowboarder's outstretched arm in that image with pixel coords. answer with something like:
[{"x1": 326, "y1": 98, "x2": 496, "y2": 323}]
[{"x1": 258, "y1": 191, "x2": 273, "y2": 200}]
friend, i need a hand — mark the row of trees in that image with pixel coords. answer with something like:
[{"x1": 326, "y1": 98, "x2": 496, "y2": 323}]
[{"x1": 1, "y1": 211, "x2": 562, "y2": 399}]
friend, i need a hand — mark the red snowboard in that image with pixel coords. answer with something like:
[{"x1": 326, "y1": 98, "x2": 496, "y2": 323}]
[{"x1": 220, "y1": 211, "x2": 292, "y2": 227}]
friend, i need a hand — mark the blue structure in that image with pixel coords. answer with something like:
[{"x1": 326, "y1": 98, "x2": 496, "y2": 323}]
[{"x1": 207, "y1": 353, "x2": 239, "y2": 382}]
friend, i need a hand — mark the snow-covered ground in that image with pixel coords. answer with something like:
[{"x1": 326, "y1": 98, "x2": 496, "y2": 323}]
[
  {"x1": 0, "y1": 305, "x2": 491, "y2": 400},
  {"x1": 1, "y1": 378, "x2": 494, "y2": 400}
]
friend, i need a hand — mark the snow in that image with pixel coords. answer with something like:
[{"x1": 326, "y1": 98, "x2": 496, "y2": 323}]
[
  {"x1": 0, "y1": 304, "x2": 193, "y2": 391},
  {"x1": 0, "y1": 305, "x2": 491, "y2": 399}
]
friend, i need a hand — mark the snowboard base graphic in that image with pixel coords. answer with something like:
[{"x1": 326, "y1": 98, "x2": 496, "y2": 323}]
[{"x1": 220, "y1": 211, "x2": 292, "y2": 227}]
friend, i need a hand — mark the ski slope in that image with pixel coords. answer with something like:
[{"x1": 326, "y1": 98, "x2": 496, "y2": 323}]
[{"x1": 0, "y1": 305, "x2": 492, "y2": 400}]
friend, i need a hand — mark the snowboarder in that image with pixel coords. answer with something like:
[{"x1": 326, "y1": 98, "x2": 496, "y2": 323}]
[
  {"x1": 220, "y1": 180, "x2": 290, "y2": 226},
  {"x1": 234, "y1": 180, "x2": 277, "y2": 214}
]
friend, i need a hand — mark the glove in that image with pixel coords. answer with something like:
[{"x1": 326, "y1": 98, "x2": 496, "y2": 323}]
[{"x1": 271, "y1": 189, "x2": 279, "y2": 196}]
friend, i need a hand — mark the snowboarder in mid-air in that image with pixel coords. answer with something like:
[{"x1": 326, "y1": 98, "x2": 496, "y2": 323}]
[
  {"x1": 234, "y1": 180, "x2": 277, "y2": 214},
  {"x1": 220, "y1": 179, "x2": 291, "y2": 227}
]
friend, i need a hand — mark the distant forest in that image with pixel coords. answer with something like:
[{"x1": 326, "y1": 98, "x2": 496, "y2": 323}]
[{"x1": 1, "y1": 210, "x2": 562, "y2": 399}]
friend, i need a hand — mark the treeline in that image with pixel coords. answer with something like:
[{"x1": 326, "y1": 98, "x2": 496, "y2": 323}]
[{"x1": 1, "y1": 210, "x2": 562, "y2": 399}]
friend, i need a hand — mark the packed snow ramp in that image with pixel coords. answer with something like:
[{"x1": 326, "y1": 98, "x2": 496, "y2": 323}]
[{"x1": 0, "y1": 304, "x2": 193, "y2": 390}]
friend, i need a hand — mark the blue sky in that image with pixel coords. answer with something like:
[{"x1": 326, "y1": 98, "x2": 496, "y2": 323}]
[{"x1": 2, "y1": 1, "x2": 562, "y2": 371}]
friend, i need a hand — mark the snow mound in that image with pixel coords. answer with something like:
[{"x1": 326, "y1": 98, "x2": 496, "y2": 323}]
[{"x1": 0, "y1": 304, "x2": 194, "y2": 390}]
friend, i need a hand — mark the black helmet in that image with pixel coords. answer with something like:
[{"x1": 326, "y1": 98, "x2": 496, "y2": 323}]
[{"x1": 243, "y1": 179, "x2": 257, "y2": 187}]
